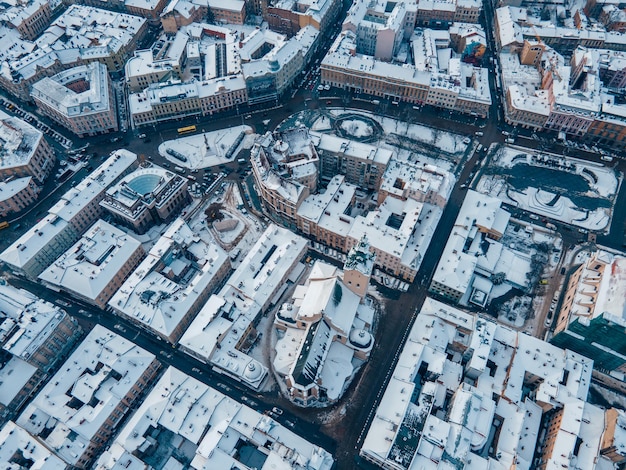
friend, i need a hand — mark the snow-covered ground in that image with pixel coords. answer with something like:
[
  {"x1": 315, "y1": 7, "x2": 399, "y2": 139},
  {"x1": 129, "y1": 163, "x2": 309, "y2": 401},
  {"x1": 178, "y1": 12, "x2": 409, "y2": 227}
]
[
  {"x1": 158, "y1": 125, "x2": 254, "y2": 169},
  {"x1": 477, "y1": 146, "x2": 620, "y2": 231},
  {"x1": 328, "y1": 110, "x2": 469, "y2": 156},
  {"x1": 477, "y1": 177, "x2": 612, "y2": 231},
  {"x1": 340, "y1": 119, "x2": 374, "y2": 138}
]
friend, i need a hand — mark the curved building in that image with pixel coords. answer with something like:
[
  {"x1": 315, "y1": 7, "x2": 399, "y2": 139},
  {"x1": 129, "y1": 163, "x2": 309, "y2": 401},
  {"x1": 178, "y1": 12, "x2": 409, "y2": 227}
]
[
  {"x1": 31, "y1": 62, "x2": 118, "y2": 138},
  {"x1": 100, "y1": 164, "x2": 190, "y2": 234}
]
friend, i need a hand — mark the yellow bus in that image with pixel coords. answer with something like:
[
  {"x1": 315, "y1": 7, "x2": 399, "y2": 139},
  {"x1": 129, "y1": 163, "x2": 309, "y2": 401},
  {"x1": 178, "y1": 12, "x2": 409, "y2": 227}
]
[
  {"x1": 177, "y1": 125, "x2": 197, "y2": 135},
  {"x1": 0, "y1": 221, "x2": 9, "y2": 230}
]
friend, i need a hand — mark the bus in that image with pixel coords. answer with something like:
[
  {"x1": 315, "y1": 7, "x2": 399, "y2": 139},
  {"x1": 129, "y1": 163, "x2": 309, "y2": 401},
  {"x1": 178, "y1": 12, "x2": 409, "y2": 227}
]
[{"x1": 177, "y1": 125, "x2": 197, "y2": 135}]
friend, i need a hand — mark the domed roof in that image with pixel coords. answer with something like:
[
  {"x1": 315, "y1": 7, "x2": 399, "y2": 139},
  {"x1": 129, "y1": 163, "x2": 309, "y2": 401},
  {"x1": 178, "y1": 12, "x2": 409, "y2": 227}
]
[
  {"x1": 243, "y1": 361, "x2": 263, "y2": 381},
  {"x1": 349, "y1": 329, "x2": 372, "y2": 349},
  {"x1": 127, "y1": 173, "x2": 162, "y2": 196}
]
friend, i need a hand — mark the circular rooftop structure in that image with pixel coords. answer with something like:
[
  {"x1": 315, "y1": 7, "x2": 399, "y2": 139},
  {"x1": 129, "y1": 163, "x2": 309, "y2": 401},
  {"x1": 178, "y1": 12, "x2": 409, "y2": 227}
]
[
  {"x1": 243, "y1": 361, "x2": 264, "y2": 382},
  {"x1": 127, "y1": 173, "x2": 163, "y2": 196},
  {"x1": 349, "y1": 329, "x2": 372, "y2": 349}
]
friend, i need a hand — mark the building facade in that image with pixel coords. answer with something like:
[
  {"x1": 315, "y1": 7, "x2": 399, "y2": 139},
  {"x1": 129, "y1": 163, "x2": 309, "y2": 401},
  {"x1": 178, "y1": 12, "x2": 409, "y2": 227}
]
[
  {"x1": 31, "y1": 63, "x2": 118, "y2": 138},
  {"x1": 100, "y1": 164, "x2": 190, "y2": 234}
]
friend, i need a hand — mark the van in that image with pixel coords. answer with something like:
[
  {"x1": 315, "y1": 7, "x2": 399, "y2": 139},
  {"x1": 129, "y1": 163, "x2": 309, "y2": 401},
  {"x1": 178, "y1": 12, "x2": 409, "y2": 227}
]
[
  {"x1": 174, "y1": 166, "x2": 185, "y2": 173},
  {"x1": 529, "y1": 214, "x2": 539, "y2": 220},
  {"x1": 601, "y1": 155, "x2": 613, "y2": 162},
  {"x1": 505, "y1": 137, "x2": 515, "y2": 143},
  {"x1": 371, "y1": 100, "x2": 380, "y2": 105}
]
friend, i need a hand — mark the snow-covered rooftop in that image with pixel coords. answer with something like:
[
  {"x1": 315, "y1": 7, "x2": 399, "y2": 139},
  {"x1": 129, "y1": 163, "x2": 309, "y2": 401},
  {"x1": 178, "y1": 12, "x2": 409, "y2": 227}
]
[
  {"x1": 179, "y1": 294, "x2": 268, "y2": 388},
  {"x1": 297, "y1": 175, "x2": 356, "y2": 236},
  {"x1": 31, "y1": 62, "x2": 113, "y2": 118},
  {"x1": 349, "y1": 196, "x2": 423, "y2": 266},
  {"x1": 223, "y1": 224, "x2": 308, "y2": 311},
  {"x1": 0, "y1": 421, "x2": 67, "y2": 470},
  {"x1": 379, "y1": 158, "x2": 454, "y2": 205},
  {"x1": 38, "y1": 220, "x2": 144, "y2": 305},
  {"x1": 0, "y1": 5, "x2": 146, "y2": 83},
  {"x1": 566, "y1": 251, "x2": 626, "y2": 327},
  {"x1": 431, "y1": 190, "x2": 512, "y2": 298},
  {"x1": 95, "y1": 366, "x2": 335, "y2": 470},
  {"x1": 316, "y1": 132, "x2": 393, "y2": 166},
  {"x1": 17, "y1": 325, "x2": 157, "y2": 467},
  {"x1": 0, "y1": 357, "x2": 38, "y2": 408},
  {"x1": 109, "y1": 218, "x2": 229, "y2": 341},
  {"x1": 0, "y1": 110, "x2": 44, "y2": 171},
  {"x1": 1, "y1": 149, "x2": 136, "y2": 274},
  {"x1": 0, "y1": 282, "x2": 73, "y2": 361},
  {"x1": 180, "y1": 225, "x2": 307, "y2": 388},
  {"x1": 360, "y1": 297, "x2": 594, "y2": 469}
]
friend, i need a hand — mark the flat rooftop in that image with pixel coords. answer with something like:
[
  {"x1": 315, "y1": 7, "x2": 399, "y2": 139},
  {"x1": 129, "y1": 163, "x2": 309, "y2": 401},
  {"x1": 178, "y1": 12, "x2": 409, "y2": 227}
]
[{"x1": 38, "y1": 220, "x2": 143, "y2": 303}]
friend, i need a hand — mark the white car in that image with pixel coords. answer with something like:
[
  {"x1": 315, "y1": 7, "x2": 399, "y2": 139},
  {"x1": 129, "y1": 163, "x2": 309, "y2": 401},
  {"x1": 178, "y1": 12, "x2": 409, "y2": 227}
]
[{"x1": 317, "y1": 85, "x2": 324, "y2": 91}]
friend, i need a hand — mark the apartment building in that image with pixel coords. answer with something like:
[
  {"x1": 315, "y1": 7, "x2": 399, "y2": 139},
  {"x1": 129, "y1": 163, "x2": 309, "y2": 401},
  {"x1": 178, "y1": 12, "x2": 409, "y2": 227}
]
[
  {"x1": 321, "y1": 31, "x2": 491, "y2": 117},
  {"x1": 343, "y1": 0, "x2": 411, "y2": 61},
  {"x1": 39, "y1": 220, "x2": 145, "y2": 308},
  {"x1": 161, "y1": 0, "x2": 246, "y2": 32},
  {"x1": 346, "y1": 196, "x2": 426, "y2": 282},
  {"x1": 95, "y1": 367, "x2": 335, "y2": 469},
  {"x1": 64, "y1": 0, "x2": 170, "y2": 20},
  {"x1": 31, "y1": 63, "x2": 118, "y2": 138},
  {"x1": 0, "y1": 422, "x2": 67, "y2": 469},
  {"x1": 0, "y1": 0, "x2": 51, "y2": 40},
  {"x1": 317, "y1": 133, "x2": 391, "y2": 190},
  {"x1": 241, "y1": 28, "x2": 318, "y2": 103},
  {"x1": 429, "y1": 190, "x2": 518, "y2": 304},
  {"x1": 296, "y1": 175, "x2": 357, "y2": 251},
  {"x1": 109, "y1": 218, "x2": 230, "y2": 343},
  {"x1": 128, "y1": 23, "x2": 317, "y2": 123},
  {"x1": 0, "y1": 111, "x2": 55, "y2": 184},
  {"x1": 496, "y1": 7, "x2": 626, "y2": 147},
  {"x1": 0, "y1": 150, "x2": 137, "y2": 279},
  {"x1": 551, "y1": 250, "x2": 626, "y2": 378},
  {"x1": 129, "y1": 76, "x2": 248, "y2": 126},
  {"x1": 0, "y1": 177, "x2": 40, "y2": 217},
  {"x1": 0, "y1": 110, "x2": 55, "y2": 217},
  {"x1": 17, "y1": 326, "x2": 160, "y2": 469},
  {"x1": 125, "y1": 32, "x2": 187, "y2": 92},
  {"x1": 250, "y1": 131, "x2": 317, "y2": 225},
  {"x1": 0, "y1": 282, "x2": 81, "y2": 424},
  {"x1": 359, "y1": 297, "x2": 620, "y2": 470},
  {"x1": 180, "y1": 225, "x2": 308, "y2": 389},
  {"x1": 0, "y1": 6, "x2": 147, "y2": 101},
  {"x1": 0, "y1": 283, "x2": 81, "y2": 373},
  {"x1": 377, "y1": 158, "x2": 454, "y2": 207},
  {"x1": 265, "y1": 0, "x2": 341, "y2": 36},
  {"x1": 0, "y1": 358, "x2": 44, "y2": 426}
]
